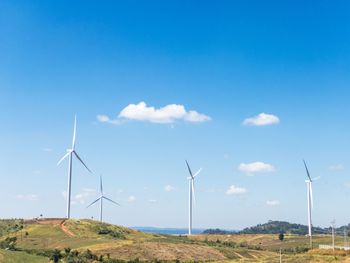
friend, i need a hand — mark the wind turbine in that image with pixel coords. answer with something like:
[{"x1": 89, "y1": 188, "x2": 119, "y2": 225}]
[
  {"x1": 57, "y1": 115, "x2": 92, "y2": 219},
  {"x1": 303, "y1": 160, "x2": 319, "y2": 249},
  {"x1": 185, "y1": 160, "x2": 202, "y2": 235},
  {"x1": 87, "y1": 175, "x2": 120, "y2": 222}
]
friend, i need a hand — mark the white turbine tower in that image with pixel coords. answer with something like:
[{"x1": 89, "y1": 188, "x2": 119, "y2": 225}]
[
  {"x1": 185, "y1": 160, "x2": 202, "y2": 236},
  {"x1": 87, "y1": 175, "x2": 120, "y2": 222},
  {"x1": 57, "y1": 115, "x2": 92, "y2": 219},
  {"x1": 303, "y1": 160, "x2": 319, "y2": 249}
]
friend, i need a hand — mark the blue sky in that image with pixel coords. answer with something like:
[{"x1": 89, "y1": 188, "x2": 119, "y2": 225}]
[{"x1": 1, "y1": 1, "x2": 350, "y2": 229}]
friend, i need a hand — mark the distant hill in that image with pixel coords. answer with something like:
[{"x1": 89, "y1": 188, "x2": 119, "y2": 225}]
[
  {"x1": 239, "y1": 221, "x2": 327, "y2": 235},
  {"x1": 202, "y1": 220, "x2": 350, "y2": 235},
  {"x1": 202, "y1": 228, "x2": 236, "y2": 235}
]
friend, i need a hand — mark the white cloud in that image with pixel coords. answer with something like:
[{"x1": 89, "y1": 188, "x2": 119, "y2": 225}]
[
  {"x1": 116, "y1": 189, "x2": 124, "y2": 194},
  {"x1": 97, "y1": 102, "x2": 211, "y2": 124},
  {"x1": 239, "y1": 162, "x2": 275, "y2": 175},
  {"x1": 74, "y1": 189, "x2": 96, "y2": 205},
  {"x1": 183, "y1": 110, "x2": 211, "y2": 123},
  {"x1": 164, "y1": 185, "x2": 175, "y2": 192},
  {"x1": 243, "y1": 113, "x2": 280, "y2": 126},
  {"x1": 96, "y1": 114, "x2": 121, "y2": 125},
  {"x1": 329, "y1": 164, "x2": 344, "y2": 171},
  {"x1": 266, "y1": 200, "x2": 280, "y2": 206},
  {"x1": 128, "y1": 195, "x2": 136, "y2": 202},
  {"x1": 16, "y1": 194, "x2": 38, "y2": 201},
  {"x1": 226, "y1": 185, "x2": 247, "y2": 195},
  {"x1": 148, "y1": 199, "x2": 157, "y2": 203},
  {"x1": 42, "y1": 148, "x2": 53, "y2": 152},
  {"x1": 62, "y1": 189, "x2": 96, "y2": 205}
]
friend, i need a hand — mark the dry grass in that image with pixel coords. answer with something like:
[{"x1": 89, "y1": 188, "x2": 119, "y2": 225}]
[
  {"x1": 96, "y1": 241, "x2": 228, "y2": 261},
  {"x1": 3, "y1": 219, "x2": 350, "y2": 262}
]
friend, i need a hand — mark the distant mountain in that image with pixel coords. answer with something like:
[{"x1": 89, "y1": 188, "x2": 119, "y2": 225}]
[
  {"x1": 202, "y1": 228, "x2": 237, "y2": 235},
  {"x1": 203, "y1": 220, "x2": 350, "y2": 235},
  {"x1": 239, "y1": 220, "x2": 326, "y2": 235}
]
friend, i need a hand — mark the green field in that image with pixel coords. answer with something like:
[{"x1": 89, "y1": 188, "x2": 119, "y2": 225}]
[
  {"x1": 0, "y1": 249, "x2": 47, "y2": 263},
  {"x1": 1, "y1": 218, "x2": 350, "y2": 262}
]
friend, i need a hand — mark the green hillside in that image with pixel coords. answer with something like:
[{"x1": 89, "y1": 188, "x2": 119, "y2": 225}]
[{"x1": 0, "y1": 218, "x2": 350, "y2": 263}]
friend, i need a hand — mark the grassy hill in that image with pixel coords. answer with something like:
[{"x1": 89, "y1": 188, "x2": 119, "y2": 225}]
[
  {"x1": 0, "y1": 218, "x2": 350, "y2": 262},
  {"x1": 239, "y1": 220, "x2": 329, "y2": 235}
]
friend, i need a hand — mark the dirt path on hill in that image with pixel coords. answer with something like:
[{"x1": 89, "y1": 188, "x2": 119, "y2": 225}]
[{"x1": 60, "y1": 220, "x2": 75, "y2": 237}]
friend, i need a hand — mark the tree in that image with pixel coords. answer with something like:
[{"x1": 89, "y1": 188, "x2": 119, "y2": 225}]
[
  {"x1": 64, "y1": 247, "x2": 71, "y2": 255},
  {"x1": 279, "y1": 233, "x2": 284, "y2": 241},
  {"x1": 0, "y1": 237, "x2": 17, "y2": 250}
]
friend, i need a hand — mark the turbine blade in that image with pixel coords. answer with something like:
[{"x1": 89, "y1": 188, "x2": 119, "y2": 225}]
[
  {"x1": 57, "y1": 151, "x2": 70, "y2": 166},
  {"x1": 193, "y1": 168, "x2": 202, "y2": 178},
  {"x1": 103, "y1": 196, "x2": 120, "y2": 206},
  {"x1": 86, "y1": 197, "x2": 101, "y2": 208},
  {"x1": 303, "y1": 159, "x2": 312, "y2": 181},
  {"x1": 312, "y1": 176, "x2": 321, "y2": 181},
  {"x1": 72, "y1": 115, "x2": 77, "y2": 149},
  {"x1": 191, "y1": 180, "x2": 196, "y2": 206},
  {"x1": 185, "y1": 160, "x2": 193, "y2": 178},
  {"x1": 73, "y1": 151, "x2": 92, "y2": 173}
]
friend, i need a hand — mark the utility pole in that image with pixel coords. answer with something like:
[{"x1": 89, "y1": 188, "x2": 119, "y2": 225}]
[
  {"x1": 344, "y1": 227, "x2": 348, "y2": 248},
  {"x1": 331, "y1": 220, "x2": 336, "y2": 252},
  {"x1": 279, "y1": 248, "x2": 282, "y2": 263}
]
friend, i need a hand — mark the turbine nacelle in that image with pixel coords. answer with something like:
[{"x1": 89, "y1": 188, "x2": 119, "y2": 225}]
[{"x1": 305, "y1": 177, "x2": 320, "y2": 184}]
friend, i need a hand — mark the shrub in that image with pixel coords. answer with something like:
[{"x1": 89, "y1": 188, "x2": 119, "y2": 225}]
[{"x1": 0, "y1": 237, "x2": 17, "y2": 250}]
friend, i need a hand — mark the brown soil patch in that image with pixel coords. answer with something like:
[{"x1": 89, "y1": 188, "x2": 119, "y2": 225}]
[
  {"x1": 59, "y1": 220, "x2": 75, "y2": 237},
  {"x1": 37, "y1": 219, "x2": 63, "y2": 226},
  {"x1": 96, "y1": 241, "x2": 227, "y2": 261}
]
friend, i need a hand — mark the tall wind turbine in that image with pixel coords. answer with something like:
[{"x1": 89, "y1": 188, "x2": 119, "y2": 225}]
[
  {"x1": 87, "y1": 175, "x2": 120, "y2": 222},
  {"x1": 57, "y1": 115, "x2": 92, "y2": 219},
  {"x1": 303, "y1": 160, "x2": 319, "y2": 249},
  {"x1": 185, "y1": 160, "x2": 202, "y2": 235}
]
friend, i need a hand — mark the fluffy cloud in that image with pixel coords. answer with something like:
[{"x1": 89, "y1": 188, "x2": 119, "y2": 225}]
[
  {"x1": 243, "y1": 113, "x2": 280, "y2": 126},
  {"x1": 239, "y1": 162, "x2": 275, "y2": 175},
  {"x1": 97, "y1": 102, "x2": 211, "y2": 124},
  {"x1": 329, "y1": 164, "x2": 344, "y2": 171},
  {"x1": 226, "y1": 185, "x2": 247, "y2": 195},
  {"x1": 164, "y1": 185, "x2": 175, "y2": 192},
  {"x1": 266, "y1": 200, "x2": 280, "y2": 206},
  {"x1": 96, "y1": 115, "x2": 120, "y2": 125},
  {"x1": 62, "y1": 189, "x2": 96, "y2": 205},
  {"x1": 74, "y1": 189, "x2": 96, "y2": 205},
  {"x1": 128, "y1": 196, "x2": 136, "y2": 202},
  {"x1": 16, "y1": 194, "x2": 38, "y2": 201}
]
